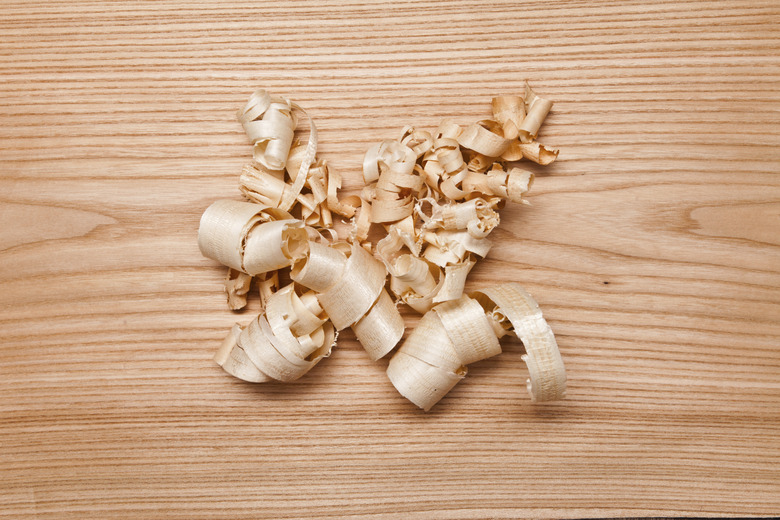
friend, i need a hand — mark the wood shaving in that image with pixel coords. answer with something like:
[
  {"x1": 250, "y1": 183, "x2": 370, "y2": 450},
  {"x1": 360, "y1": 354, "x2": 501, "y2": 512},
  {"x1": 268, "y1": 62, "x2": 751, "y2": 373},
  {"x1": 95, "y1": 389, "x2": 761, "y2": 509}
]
[
  {"x1": 293, "y1": 241, "x2": 404, "y2": 360},
  {"x1": 387, "y1": 283, "x2": 565, "y2": 411},
  {"x1": 198, "y1": 86, "x2": 567, "y2": 411},
  {"x1": 197, "y1": 199, "x2": 307, "y2": 276},
  {"x1": 215, "y1": 284, "x2": 335, "y2": 382}
]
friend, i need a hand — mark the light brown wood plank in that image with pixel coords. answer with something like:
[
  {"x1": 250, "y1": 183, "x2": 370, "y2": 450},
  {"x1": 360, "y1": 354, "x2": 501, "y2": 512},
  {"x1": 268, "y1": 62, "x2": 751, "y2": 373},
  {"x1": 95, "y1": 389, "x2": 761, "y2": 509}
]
[{"x1": 1, "y1": 1, "x2": 779, "y2": 518}]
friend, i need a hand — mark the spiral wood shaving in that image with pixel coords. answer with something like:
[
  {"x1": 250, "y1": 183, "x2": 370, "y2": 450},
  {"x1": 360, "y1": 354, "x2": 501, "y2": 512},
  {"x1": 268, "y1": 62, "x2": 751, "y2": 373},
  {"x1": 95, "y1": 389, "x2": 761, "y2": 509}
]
[{"x1": 198, "y1": 85, "x2": 566, "y2": 410}]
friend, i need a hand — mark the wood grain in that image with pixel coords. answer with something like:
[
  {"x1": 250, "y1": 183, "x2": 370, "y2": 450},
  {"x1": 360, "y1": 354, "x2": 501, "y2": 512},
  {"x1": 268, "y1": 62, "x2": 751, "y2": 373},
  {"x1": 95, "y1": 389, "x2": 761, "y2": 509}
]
[{"x1": 1, "y1": 1, "x2": 779, "y2": 518}]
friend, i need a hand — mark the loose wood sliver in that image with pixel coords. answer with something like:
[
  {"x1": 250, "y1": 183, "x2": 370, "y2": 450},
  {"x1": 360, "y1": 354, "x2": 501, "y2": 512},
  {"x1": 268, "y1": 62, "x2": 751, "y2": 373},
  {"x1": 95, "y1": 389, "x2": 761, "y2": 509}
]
[
  {"x1": 279, "y1": 102, "x2": 318, "y2": 212},
  {"x1": 492, "y1": 95, "x2": 525, "y2": 139},
  {"x1": 315, "y1": 244, "x2": 388, "y2": 331},
  {"x1": 387, "y1": 283, "x2": 566, "y2": 410},
  {"x1": 239, "y1": 162, "x2": 286, "y2": 208},
  {"x1": 518, "y1": 82, "x2": 553, "y2": 143},
  {"x1": 470, "y1": 283, "x2": 566, "y2": 402},
  {"x1": 518, "y1": 142, "x2": 559, "y2": 166},
  {"x1": 431, "y1": 258, "x2": 476, "y2": 304},
  {"x1": 224, "y1": 269, "x2": 253, "y2": 311},
  {"x1": 433, "y1": 295, "x2": 502, "y2": 365},
  {"x1": 204, "y1": 86, "x2": 566, "y2": 407},
  {"x1": 214, "y1": 324, "x2": 272, "y2": 383},
  {"x1": 386, "y1": 352, "x2": 467, "y2": 412},
  {"x1": 198, "y1": 199, "x2": 307, "y2": 276}
]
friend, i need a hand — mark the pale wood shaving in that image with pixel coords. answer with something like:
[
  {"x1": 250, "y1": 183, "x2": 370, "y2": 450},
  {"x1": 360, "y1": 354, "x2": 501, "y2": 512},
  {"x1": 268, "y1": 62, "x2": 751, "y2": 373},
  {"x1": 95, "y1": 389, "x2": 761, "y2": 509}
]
[
  {"x1": 224, "y1": 269, "x2": 252, "y2": 311},
  {"x1": 290, "y1": 240, "x2": 347, "y2": 292},
  {"x1": 434, "y1": 295, "x2": 502, "y2": 365},
  {"x1": 197, "y1": 199, "x2": 306, "y2": 276},
  {"x1": 315, "y1": 243, "x2": 387, "y2": 330},
  {"x1": 387, "y1": 283, "x2": 565, "y2": 410},
  {"x1": 294, "y1": 241, "x2": 404, "y2": 360},
  {"x1": 386, "y1": 352, "x2": 466, "y2": 411},
  {"x1": 432, "y1": 259, "x2": 476, "y2": 304},
  {"x1": 457, "y1": 120, "x2": 511, "y2": 157},
  {"x1": 471, "y1": 284, "x2": 566, "y2": 402},
  {"x1": 352, "y1": 289, "x2": 406, "y2": 361},
  {"x1": 214, "y1": 324, "x2": 272, "y2": 383},
  {"x1": 518, "y1": 81, "x2": 554, "y2": 143},
  {"x1": 214, "y1": 283, "x2": 336, "y2": 383},
  {"x1": 238, "y1": 91, "x2": 295, "y2": 171},
  {"x1": 256, "y1": 271, "x2": 279, "y2": 310},
  {"x1": 518, "y1": 141, "x2": 559, "y2": 166},
  {"x1": 492, "y1": 95, "x2": 525, "y2": 139},
  {"x1": 363, "y1": 139, "x2": 423, "y2": 223},
  {"x1": 200, "y1": 86, "x2": 567, "y2": 404}
]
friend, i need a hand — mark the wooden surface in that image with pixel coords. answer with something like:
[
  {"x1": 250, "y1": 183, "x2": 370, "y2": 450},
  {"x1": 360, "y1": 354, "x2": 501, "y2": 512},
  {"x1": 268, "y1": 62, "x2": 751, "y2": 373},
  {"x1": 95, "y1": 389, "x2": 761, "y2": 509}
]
[{"x1": 1, "y1": 1, "x2": 779, "y2": 518}]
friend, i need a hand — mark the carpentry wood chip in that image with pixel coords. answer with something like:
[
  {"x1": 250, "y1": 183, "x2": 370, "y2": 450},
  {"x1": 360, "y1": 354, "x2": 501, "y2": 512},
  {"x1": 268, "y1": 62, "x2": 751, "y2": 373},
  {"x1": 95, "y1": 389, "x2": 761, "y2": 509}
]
[
  {"x1": 197, "y1": 199, "x2": 308, "y2": 276},
  {"x1": 518, "y1": 81, "x2": 554, "y2": 143},
  {"x1": 471, "y1": 284, "x2": 566, "y2": 402},
  {"x1": 294, "y1": 241, "x2": 404, "y2": 360},
  {"x1": 387, "y1": 283, "x2": 565, "y2": 410},
  {"x1": 200, "y1": 85, "x2": 567, "y2": 407}
]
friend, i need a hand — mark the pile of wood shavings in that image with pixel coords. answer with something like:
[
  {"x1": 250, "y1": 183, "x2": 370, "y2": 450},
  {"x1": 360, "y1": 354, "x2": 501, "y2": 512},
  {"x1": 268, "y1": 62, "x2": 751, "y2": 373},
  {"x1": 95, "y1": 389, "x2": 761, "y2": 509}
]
[{"x1": 197, "y1": 84, "x2": 566, "y2": 411}]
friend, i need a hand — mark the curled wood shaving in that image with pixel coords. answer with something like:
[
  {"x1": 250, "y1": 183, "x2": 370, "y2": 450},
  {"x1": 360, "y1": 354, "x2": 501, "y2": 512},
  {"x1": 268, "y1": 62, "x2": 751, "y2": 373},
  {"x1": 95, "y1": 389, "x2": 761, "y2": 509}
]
[
  {"x1": 418, "y1": 197, "x2": 499, "y2": 238},
  {"x1": 293, "y1": 241, "x2": 404, "y2": 360},
  {"x1": 197, "y1": 199, "x2": 307, "y2": 276},
  {"x1": 356, "y1": 84, "x2": 556, "y2": 318},
  {"x1": 363, "y1": 139, "x2": 424, "y2": 223},
  {"x1": 314, "y1": 243, "x2": 387, "y2": 331},
  {"x1": 214, "y1": 324, "x2": 271, "y2": 383},
  {"x1": 462, "y1": 165, "x2": 535, "y2": 205},
  {"x1": 200, "y1": 85, "x2": 567, "y2": 406},
  {"x1": 224, "y1": 269, "x2": 253, "y2": 311},
  {"x1": 238, "y1": 90, "x2": 295, "y2": 171},
  {"x1": 471, "y1": 284, "x2": 566, "y2": 402},
  {"x1": 387, "y1": 283, "x2": 566, "y2": 410},
  {"x1": 457, "y1": 120, "x2": 511, "y2": 157},
  {"x1": 215, "y1": 284, "x2": 336, "y2": 382},
  {"x1": 256, "y1": 271, "x2": 279, "y2": 310},
  {"x1": 492, "y1": 95, "x2": 525, "y2": 139},
  {"x1": 518, "y1": 81, "x2": 554, "y2": 143},
  {"x1": 326, "y1": 169, "x2": 359, "y2": 218},
  {"x1": 518, "y1": 141, "x2": 559, "y2": 166}
]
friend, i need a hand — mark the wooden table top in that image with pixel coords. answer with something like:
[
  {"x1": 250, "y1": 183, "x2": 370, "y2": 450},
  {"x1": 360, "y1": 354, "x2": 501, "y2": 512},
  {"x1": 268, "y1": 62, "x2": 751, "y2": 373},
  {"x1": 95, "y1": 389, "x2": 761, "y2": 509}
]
[{"x1": 2, "y1": 1, "x2": 779, "y2": 518}]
